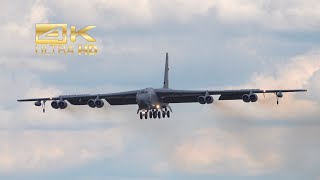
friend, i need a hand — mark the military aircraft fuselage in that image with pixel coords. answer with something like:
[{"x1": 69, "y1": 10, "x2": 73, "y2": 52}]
[{"x1": 136, "y1": 88, "x2": 163, "y2": 111}]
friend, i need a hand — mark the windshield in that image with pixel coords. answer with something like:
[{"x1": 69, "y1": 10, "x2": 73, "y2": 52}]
[{"x1": 138, "y1": 90, "x2": 148, "y2": 94}]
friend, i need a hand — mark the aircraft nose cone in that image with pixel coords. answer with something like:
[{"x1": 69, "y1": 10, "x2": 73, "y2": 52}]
[
  {"x1": 139, "y1": 101, "x2": 148, "y2": 108},
  {"x1": 137, "y1": 94, "x2": 150, "y2": 109}
]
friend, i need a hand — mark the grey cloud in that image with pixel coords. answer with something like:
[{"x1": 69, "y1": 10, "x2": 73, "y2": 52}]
[
  {"x1": 43, "y1": 0, "x2": 320, "y2": 31},
  {"x1": 0, "y1": 128, "x2": 129, "y2": 174},
  {"x1": 1, "y1": 0, "x2": 320, "y2": 179}
]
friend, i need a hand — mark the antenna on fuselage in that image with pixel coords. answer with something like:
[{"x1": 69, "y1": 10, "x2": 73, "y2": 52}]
[{"x1": 163, "y1": 52, "x2": 169, "y2": 89}]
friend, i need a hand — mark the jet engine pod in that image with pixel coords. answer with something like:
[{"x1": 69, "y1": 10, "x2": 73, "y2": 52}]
[
  {"x1": 276, "y1": 91, "x2": 283, "y2": 98},
  {"x1": 51, "y1": 101, "x2": 59, "y2": 109},
  {"x1": 34, "y1": 101, "x2": 41, "y2": 107},
  {"x1": 205, "y1": 96, "x2": 213, "y2": 104},
  {"x1": 198, "y1": 96, "x2": 206, "y2": 104},
  {"x1": 242, "y1": 94, "x2": 250, "y2": 103},
  {"x1": 95, "y1": 99, "x2": 104, "y2": 108},
  {"x1": 58, "y1": 100, "x2": 67, "y2": 109},
  {"x1": 249, "y1": 94, "x2": 258, "y2": 102},
  {"x1": 88, "y1": 99, "x2": 96, "y2": 108}
]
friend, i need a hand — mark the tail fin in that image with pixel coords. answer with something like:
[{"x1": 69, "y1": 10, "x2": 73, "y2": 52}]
[{"x1": 163, "y1": 52, "x2": 169, "y2": 88}]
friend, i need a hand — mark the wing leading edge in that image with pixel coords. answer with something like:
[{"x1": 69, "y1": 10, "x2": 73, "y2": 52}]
[
  {"x1": 17, "y1": 90, "x2": 140, "y2": 105},
  {"x1": 18, "y1": 89, "x2": 307, "y2": 104}
]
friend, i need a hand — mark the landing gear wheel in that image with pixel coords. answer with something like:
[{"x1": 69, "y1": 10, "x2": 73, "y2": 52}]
[
  {"x1": 144, "y1": 113, "x2": 148, "y2": 119},
  {"x1": 149, "y1": 111, "x2": 153, "y2": 118},
  {"x1": 153, "y1": 111, "x2": 157, "y2": 119},
  {"x1": 139, "y1": 112, "x2": 143, "y2": 119},
  {"x1": 157, "y1": 111, "x2": 161, "y2": 118},
  {"x1": 167, "y1": 111, "x2": 170, "y2": 118},
  {"x1": 162, "y1": 111, "x2": 166, "y2": 118}
]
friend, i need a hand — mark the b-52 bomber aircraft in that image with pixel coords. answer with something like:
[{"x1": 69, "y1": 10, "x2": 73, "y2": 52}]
[{"x1": 18, "y1": 53, "x2": 307, "y2": 119}]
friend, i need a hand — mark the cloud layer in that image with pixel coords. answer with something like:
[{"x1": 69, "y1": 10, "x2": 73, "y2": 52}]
[{"x1": 0, "y1": 0, "x2": 320, "y2": 179}]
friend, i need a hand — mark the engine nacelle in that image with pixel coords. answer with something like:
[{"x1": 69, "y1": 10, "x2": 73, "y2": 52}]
[
  {"x1": 88, "y1": 99, "x2": 96, "y2": 108},
  {"x1": 58, "y1": 100, "x2": 67, "y2": 109},
  {"x1": 205, "y1": 96, "x2": 214, "y2": 104},
  {"x1": 51, "y1": 101, "x2": 59, "y2": 109},
  {"x1": 242, "y1": 94, "x2": 250, "y2": 103},
  {"x1": 34, "y1": 101, "x2": 41, "y2": 107},
  {"x1": 95, "y1": 99, "x2": 104, "y2": 108},
  {"x1": 198, "y1": 96, "x2": 206, "y2": 104},
  {"x1": 276, "y1": 91, "x2": 283, "y2": 98},
  {"x1": 249, "y1": 94, "x2": 258, "y2": 102}
]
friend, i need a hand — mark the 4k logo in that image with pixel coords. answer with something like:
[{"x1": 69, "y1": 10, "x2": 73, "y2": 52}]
[{"x1": 35, "y1": 24, "x2": 98, "y2": 55}]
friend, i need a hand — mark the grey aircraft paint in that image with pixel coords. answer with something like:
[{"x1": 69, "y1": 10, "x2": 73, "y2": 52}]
[{"x1": 17, "y1": 53, "x2": 307, "y2": 119}]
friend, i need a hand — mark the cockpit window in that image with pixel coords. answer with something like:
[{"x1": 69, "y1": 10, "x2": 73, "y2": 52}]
[{"x1": 138, "y1": 90, "x2": 148, "y2": 94}]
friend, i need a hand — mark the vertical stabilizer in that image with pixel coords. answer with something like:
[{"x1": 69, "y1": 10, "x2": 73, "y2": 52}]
[{"x1": 163, "y1": 53, "x2": 169, "y2": 88}]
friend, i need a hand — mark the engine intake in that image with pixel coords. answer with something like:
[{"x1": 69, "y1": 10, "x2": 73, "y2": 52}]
[
  {"x1": 51, "y1": 101, "x2": 59, "y2": 109},
  {"x1": 198, "y1": 96, "x2": 206, "y2": 104},
  {"x1": 242, "y1": 94, "x2": 250, "y2": 103},
  {"x1": 58, "y1": 100, "x2": 67, "y2": 109},
  {"x1": 88, "y1": 99, "x2": 96, "y2": 108},
  {"x1": 249, "y1": 94, "x2": 258, "y2": 102},
  {"x1": 95, "y1": 99, "x2": 104, "y2": 108},
  {"x1": 205, "y1": 96, "x2": 213, "y2": 104}
]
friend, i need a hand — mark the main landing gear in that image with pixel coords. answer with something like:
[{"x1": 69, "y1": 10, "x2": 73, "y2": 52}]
[{"x1": 139, "y1": 109, "x2": 171, "y2": 120}]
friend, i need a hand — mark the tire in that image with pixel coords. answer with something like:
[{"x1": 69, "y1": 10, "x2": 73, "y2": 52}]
[
  {"x1": 157, "y1": 111, "x2": 161, "y2": 118},
  {"x1": 162, "y1": 111, "x2": 166, "y2": 118},
  {"x1": 140, "y1": 112, "x2": 143, "y2": 119},
  {"x1": 167, "y1": 111, "x2": 170, "y2": 118}
]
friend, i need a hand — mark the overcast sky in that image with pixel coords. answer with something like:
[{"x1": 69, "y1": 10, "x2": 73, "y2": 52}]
[{"x1": 1, "y1": 0, "x2": 320, "y2": 179}]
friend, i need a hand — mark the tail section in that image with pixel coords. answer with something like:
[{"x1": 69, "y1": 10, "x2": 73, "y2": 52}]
[{"x1": 163, "y1": 53, "x2": 169, "y2": 88}]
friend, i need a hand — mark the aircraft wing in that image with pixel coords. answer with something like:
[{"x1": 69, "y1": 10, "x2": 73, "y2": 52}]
[
  {"x1": 17, "y1": 88, "x2": 307, "y2": 105},
  {"x1": 155, "y1": 89, "x2": 307, "y2": 103},
  {"x1": 17, "y1": 90, "x2": 140, "y2": 105}
]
